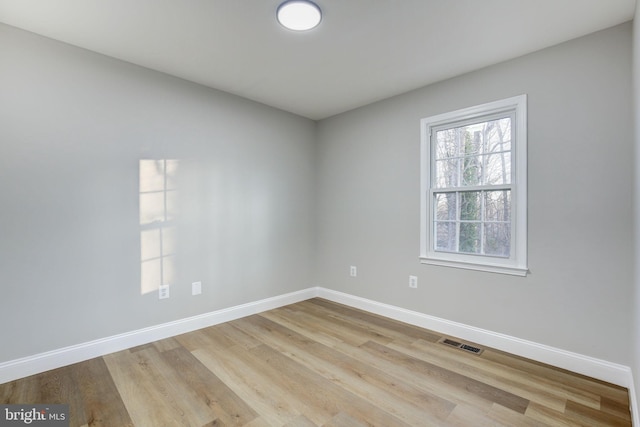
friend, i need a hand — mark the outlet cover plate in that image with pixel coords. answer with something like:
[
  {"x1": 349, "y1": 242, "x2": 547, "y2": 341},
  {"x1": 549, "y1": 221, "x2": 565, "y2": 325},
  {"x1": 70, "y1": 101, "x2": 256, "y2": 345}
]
[
  {"x1": 409, "y1": 276, "x2": 418, "y2": 288},
  {"x1": 159, "y1": 285, "x2": 170, "y2": 299}
]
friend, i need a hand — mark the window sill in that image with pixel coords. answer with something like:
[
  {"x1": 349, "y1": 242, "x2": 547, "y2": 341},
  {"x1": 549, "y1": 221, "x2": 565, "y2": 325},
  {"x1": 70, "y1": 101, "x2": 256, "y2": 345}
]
[{"x1": 420, "y1": 256, "x2": 528, "y2": 276}]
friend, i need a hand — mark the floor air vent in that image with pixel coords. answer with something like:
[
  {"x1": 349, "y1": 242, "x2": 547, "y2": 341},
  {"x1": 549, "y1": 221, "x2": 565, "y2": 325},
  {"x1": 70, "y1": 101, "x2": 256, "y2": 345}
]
[
  {"x1": 438, "y1": 338, "x2": 484, "y2": 355},
  {"x1": 460, "y1": 344, "x2": 482, "y2": 354}
]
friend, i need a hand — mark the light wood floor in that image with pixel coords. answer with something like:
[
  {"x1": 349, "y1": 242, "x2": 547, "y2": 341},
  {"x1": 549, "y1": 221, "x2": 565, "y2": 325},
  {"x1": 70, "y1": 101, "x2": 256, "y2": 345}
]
[{"x1": 0, "y1": 298, "x2": 632, "y2": 426}]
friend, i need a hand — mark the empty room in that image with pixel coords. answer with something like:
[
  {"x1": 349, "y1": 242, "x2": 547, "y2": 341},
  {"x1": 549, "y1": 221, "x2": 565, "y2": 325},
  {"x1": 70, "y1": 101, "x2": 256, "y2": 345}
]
[{"x1": 1, "y1": 0, "x2": 640, "y2": 425}]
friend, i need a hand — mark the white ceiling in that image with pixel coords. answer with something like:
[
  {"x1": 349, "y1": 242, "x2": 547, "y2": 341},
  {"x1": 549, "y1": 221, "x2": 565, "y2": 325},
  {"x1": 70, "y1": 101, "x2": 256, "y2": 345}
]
[{"x1": 0, "y1": 0, "x2": 635, "y2": 120}]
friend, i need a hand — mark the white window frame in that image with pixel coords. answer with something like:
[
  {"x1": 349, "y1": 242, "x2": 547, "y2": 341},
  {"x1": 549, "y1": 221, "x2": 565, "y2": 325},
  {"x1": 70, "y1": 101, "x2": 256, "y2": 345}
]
[{"x1": 420, "y1": 95, "x2": 528, "y2": 276}]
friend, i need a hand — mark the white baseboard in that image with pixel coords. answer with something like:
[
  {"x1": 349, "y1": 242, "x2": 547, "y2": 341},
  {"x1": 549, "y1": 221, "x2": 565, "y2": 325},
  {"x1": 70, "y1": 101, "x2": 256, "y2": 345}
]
[
  {"x1": 1, "y1": 285, "x2": 637, "y2": 425},
  {"x1": 0, "y1": 288, "x2": 316, "y2": 384},
  {"x1": 630, "y1": 374, "x2": 639, "y2": 427}
]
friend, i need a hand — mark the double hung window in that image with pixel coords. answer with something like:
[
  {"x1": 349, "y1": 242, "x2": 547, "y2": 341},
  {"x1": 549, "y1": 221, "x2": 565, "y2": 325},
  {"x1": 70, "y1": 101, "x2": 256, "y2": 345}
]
[{"x1": 420, "y1": 95, "x2": 527, "y2": 275}]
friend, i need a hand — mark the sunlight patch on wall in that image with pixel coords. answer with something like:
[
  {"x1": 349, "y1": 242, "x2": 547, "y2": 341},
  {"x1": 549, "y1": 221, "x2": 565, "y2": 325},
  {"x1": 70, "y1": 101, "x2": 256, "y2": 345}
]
[{"x1": 139, "y1": 159, "x2": 179, "y2": 295}]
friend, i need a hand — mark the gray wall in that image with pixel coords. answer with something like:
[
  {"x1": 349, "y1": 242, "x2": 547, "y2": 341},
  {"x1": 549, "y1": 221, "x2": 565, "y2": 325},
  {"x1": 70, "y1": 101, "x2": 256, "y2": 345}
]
[
  {"x1": 0, "y1": 23, "x2": 316, "y2": 363},
  {"x1": 316, "y1": 23, "x2": 634, "y2": 365}
]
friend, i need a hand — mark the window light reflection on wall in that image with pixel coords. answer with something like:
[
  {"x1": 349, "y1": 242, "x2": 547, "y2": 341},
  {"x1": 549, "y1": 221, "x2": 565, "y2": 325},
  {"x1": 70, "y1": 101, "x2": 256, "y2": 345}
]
[{"x1": 139, "y1": 159, "x2": 179, "y2": 295}]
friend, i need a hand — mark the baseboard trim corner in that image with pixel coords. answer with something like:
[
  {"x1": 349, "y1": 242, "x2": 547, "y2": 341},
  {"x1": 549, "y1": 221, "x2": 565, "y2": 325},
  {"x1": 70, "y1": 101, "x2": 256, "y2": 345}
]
[
  {"x1": 0, "y1": 287, "x2": 318, "y2": 384},
  {"x1": 629, "y1": 372, "x2": 640, "y2": 427}
]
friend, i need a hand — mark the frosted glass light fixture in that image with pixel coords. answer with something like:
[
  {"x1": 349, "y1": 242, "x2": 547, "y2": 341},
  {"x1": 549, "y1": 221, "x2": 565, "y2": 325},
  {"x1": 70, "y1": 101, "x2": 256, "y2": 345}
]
[{"x1": 277, "y1": 0, "x2": 322, "y2": 31}]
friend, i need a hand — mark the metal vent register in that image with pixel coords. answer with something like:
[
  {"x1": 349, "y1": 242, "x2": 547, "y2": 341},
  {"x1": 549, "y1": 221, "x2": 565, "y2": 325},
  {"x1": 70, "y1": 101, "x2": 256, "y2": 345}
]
[{"x1": 438, "y1": 338, "x2": 484, "y2": 355}]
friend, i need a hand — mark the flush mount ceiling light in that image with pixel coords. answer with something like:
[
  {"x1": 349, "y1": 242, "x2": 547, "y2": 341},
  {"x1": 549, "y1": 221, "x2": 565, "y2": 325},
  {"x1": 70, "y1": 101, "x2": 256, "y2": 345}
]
[{"x1": 277, "y1": 0, "x2": 322, "y2": 31}]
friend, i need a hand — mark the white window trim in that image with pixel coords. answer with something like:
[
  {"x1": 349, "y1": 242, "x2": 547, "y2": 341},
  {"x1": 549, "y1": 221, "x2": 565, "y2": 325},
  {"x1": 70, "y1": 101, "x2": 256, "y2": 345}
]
[{"x1": 420, "y1": 95, "x2": 528, "y2": 276}]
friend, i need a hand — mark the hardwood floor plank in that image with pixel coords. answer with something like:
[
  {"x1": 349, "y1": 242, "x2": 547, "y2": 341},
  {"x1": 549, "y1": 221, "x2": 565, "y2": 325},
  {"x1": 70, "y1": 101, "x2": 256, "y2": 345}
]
[
  {"x1": 322, "y1": 412, "x2": 370, "y2": 427},
  {"x1": 564, "y1": 400, "x2": 632, "y2": 427},
  {"x1": 274, "y1": 301, "x2": 397, "y2": 345},
  {"x1": 213, "y1": 322, "x2": 263, "y2": 350},
  {"x1": 263, "y1": 307, "x2": 383, "y2": 347},
  {"x1": 525, "y1": 402, "x2": 583, "y2": 427},
  {"x1": 446, "y1": 404, "x2": 514, "y2": 427},
  {"x1": 253, "y1": 340, "x2": 452, "y2": 426},
  {"x1": 34, "y1": 365, "x2": 74, "y2": 403},
  {"x1": 104, "y1": 348, "x2": 208, "y2": 426},
  {"x1": 601, "y1": 396, "x2": 633, "y2": 422},
  {"x1": 234, "y1": 315, "x2": 453, "y2": 426},
  {"x1": 360, "y1": 340, "x2": 530, "y2": 414},
  {"x1": 128, "y1": 343, "x2": 156, "y2": 353},
  {"x1": 230, "y1": 317, "x2": 416, "y2": 426},
  {"x1": 152, "y1": 337, "x2": 183, "y2": 353},
  {"x1": 259, "y1": 308, "x2": 348, "y2": 349},
  {"x1": 243, "y1": 416, "x2": 276, "y2": 427},
  {"x1": 248, "y1": 344, "x2": 350, "y2": 425},
  {"x1": 303, "y1": 298, "x2": 441, "y2": 343},
  {"x1": 192, "y1": 345, "x2": 303, "y2": 426},
  {"x1": 282, "y1": 414, "x2": 317, "y2": 427},
  {"x1": 1, "y1": 375, "x2": 34, "y2": 404},
  {"x1": 200, "y1": 419, "x2": 225, "y2": 427},
  {"x1": 261, "y1": 303, "x2": 571, "y2": 418},
  {"x1": 35, "y1": 365, "x2": 88, "y2": 426},
  {"x1": 227, "y1": 342, "x2": 338, "y2": 425},
  {"x1": 486, "y1": 403, "x2": 549, "y2": 427},
  {"x1": 472, "y1": 346, "x2": 610, "y2": 409},
  {"x1": 159, "y1": 346, "x2": 259, "y2": 426},
  {"x1": 396, "y1": 337, "x2": 586, "y2": 412},
  {"x1": 0, "y1": 298, "x2": 631, "y2": 426},
  {"x1": 175, "y1": 329, "x2": 223, "y2": 352},
  {"x1": 70, "y1": 357, "x2": 134, "y2": 426},
  {"x1": 482, "y1": 347, "x2": 630, "y2": 405}
]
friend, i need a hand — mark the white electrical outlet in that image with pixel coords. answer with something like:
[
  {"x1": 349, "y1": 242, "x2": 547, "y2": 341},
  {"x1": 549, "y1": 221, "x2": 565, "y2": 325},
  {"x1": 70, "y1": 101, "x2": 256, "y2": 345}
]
[
  {"x1": 409, "y1": 276, "x2": 418, "y2": 288},
  {"x1": 192, "y1": 281, "x2": 202, "y2": 296},
  {"x1": 350, "y1": 266, "x2": 357, "y2": 277},
  {"x1": 159, "y1": 285, "x2": 170, "y2": 299}
]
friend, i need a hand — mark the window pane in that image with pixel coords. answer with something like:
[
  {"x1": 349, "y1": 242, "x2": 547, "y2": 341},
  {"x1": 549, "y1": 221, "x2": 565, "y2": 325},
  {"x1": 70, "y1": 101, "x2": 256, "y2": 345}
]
[
  {"x1": 438, "y1": 118, "x2": 512, "y2": 159},
  {"x1": 436, "y1": 117, "x2": 513, "y2": 189},
  {"x1": 484, "y1": 152, "x2": 511, "y2": 185},
  {"x1": 459, "y1": 222, "x2": 481, "y2": 254},
  {"x1": 435, "y1": 193, "x2": 457, "y2": 221},
  {"x1": 435, "y1": 222, "x2": 457, "y2": 252},
  {"x1": 435, "y1": 158, "x2": 459, "y2": 188},
  {"x1": 435, "y1": 128, "x2": 460, "y2": 160},
  {"x1": 461, "y1": 155, "x2": 482, "y2": 186},
  {"x1": 485, "y1": 190, "x2": 511, "y2": 222},
  {"x1": 460, "y1": 191, "x2": 481, "y2": 220},
  {"x1": 486, "y1": 118, "x2": 512, "y2": 153},
  {"x1": 463, "y1": 125, "x2": 484, "y2": 156},
  {"x1": 484, "y1": 223, "x2": 511, "y2": 257}
]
